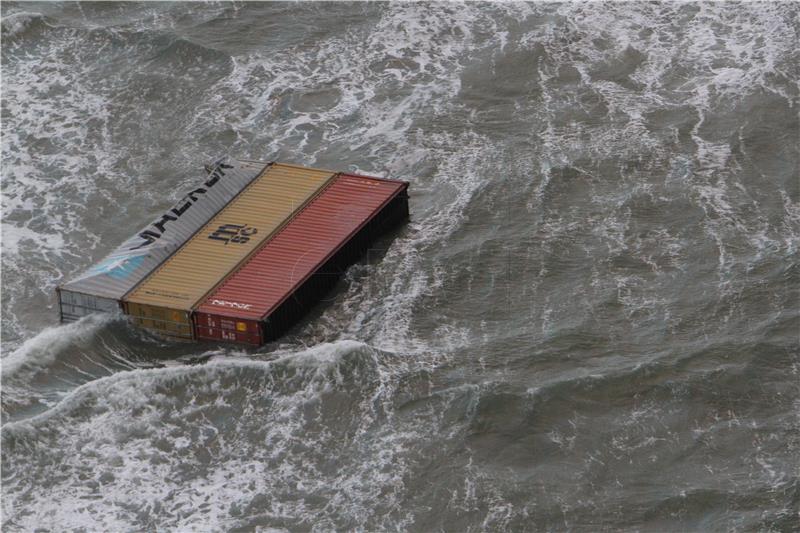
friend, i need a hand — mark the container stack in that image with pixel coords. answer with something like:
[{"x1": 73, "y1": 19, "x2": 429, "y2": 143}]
[
  {"x1": 57, "y1": 159, "x2": 266, "y2": 323},
  {"x1": 56, "y1": 160, "x2": 410, "y2": 345},
  {"x1": 194, "y1": 173, "x2": 410, "y2": 344}
]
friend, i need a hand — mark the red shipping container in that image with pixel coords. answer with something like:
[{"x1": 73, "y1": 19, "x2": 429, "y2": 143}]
[{"x1": 194, "y1": 173, "x2": 409, "y2": 344}]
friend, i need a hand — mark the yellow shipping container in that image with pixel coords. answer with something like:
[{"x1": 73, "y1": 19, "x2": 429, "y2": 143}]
[{"x1": 124, "y1": 162, "x2": 336, "y2": 339}]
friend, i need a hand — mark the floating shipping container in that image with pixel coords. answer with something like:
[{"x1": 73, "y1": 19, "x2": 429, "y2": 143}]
[
  {"x1": 123, "y1": 163, "x2": 336, "y2": 339},
  {"x1": 57, "y1": 159, "x2": 266, "y2": 322},
  {"x1": 194, "y1": 173, "x2": 409, "y2": 345}
]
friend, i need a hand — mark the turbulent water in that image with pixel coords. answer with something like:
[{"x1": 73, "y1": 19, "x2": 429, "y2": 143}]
[{"x1": 1, "y1": 2, "x2": 799, "y2": 531}]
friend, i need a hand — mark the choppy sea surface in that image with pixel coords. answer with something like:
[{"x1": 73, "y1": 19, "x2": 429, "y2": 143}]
[{"x1": 1, "y1": 2, "x2": 799, "y2": 531}]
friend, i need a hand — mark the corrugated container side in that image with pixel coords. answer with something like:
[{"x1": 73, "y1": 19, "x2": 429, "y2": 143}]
[
  {"x1": 195, "y1": 174, "x2": 409, "y2": 344},
  {"x1": 56, "y1": 159, "x2": 267, "y2": 321},
  {"x1": 57, "y1": 289, "x2": 121, "y2": 322},
  {"x1": 124, "y1": 302, "x2": 193, "y2": 339},
  {"x1": 193, "y1": 313, "x2": 262, "y2": 345},
  {"x1": 124, "y1": 163, "x2": 336, "y2": 339}
]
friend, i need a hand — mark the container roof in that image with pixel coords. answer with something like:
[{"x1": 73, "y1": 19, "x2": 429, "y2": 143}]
[
  {"x1": 196, "y1": 173, "x2": 407, "y2": 321},
  {"x1": 124, "y1": 163, "x2": 336, "y2": 310},
  {"x1": 59, "y1": 159, "x2": 266, "y2": 300}
]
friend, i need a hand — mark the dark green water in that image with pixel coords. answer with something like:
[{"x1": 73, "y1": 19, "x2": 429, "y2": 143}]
[{"x1": 1, "y1": 2, "x2": 798, "y2": 531}]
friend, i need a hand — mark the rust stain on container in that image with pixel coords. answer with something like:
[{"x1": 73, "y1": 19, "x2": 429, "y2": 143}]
[
  {"x1": 124, "y1": 162, "x2": 336, "y2": 339},
  {"x1": 194, "y1": 173, "x2": 409, "y2": 344}
]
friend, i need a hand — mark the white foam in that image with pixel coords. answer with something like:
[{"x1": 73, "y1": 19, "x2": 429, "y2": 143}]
[
  {"x1": 531, "y1": 1, "x2": 798, "y2": 304},
  {"x1": 1, "y1": 19, "x2": 132, "y2": 345},
  {"x1": 0, "y1": 11, "x2": 44, "y2": 38},
  {"x1": 3, "y1": 340, "x2": 369, "y2": 428},
  {"x1": 1, "y1": 338, "x2": 439, "y2": 530},
  {"x1": 1, "y1": 224, "x2": 65, "y2": 259},
  {"x1": 1, "y1": 314, "x2": 113, "y2": 380}
]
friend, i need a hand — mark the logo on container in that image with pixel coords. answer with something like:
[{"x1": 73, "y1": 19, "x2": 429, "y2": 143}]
[
  {"x1": 131, "y1": 161, "x2": 234, "y2": 250},
  {"x1": 211, "y1": 299, "x2": 253, "y2": 310},
  {"x1": 208, "y1": 224, "x2": 258, "y2": 245}
]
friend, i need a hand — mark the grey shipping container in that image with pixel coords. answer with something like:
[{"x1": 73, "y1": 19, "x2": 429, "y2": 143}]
[{"x1": 57, "y1": 158, "x2": 268, "y2": 322}]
